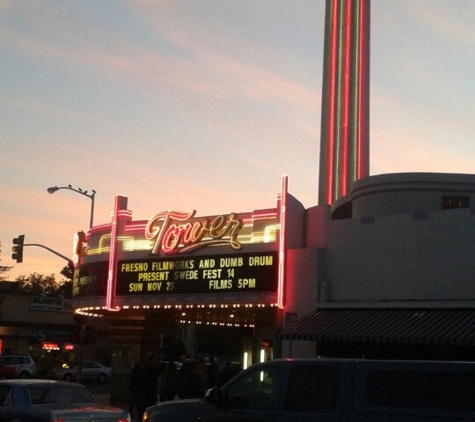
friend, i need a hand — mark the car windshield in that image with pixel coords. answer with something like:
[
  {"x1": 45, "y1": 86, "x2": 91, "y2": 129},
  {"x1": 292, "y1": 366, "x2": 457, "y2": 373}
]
[{"x1": 29, "y1": 386, "x2": 96, "y2": 405}]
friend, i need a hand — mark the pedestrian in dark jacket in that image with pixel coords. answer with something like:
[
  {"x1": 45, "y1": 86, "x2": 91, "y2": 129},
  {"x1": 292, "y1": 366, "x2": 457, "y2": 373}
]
[
  {"x1": 137, "y1": 356, "x2": 158, "y2": 419},
  {"x1": 128, "y1": 361, "x2": 143, "y2": 419},
  {"x1": 216, "y1": 360, "x2": 239, "y2": 387},
  {"x1": 158, "y1": 361, "x2": 179, "y2": 402}
]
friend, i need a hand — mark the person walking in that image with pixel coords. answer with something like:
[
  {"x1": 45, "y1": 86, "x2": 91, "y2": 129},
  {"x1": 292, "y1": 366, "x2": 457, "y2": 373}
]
[
  {"x1": 128, "y1": 361, "x2": 143, "y2": 421},
  {"x1": 158, "y1": 361, "x2": 179, "y2": 402},
  {"x1": 206, "y1": 357, "x2": 218, "y2": 389},
  {"x1": 137, "y1": 355, "x2": 158, "y2": 420},
  {"x1": 177, "y1": 356, "x2": 192, "y2": 399},
  {"x1": 216, "y1": 360, "x2": 239, "y2": 387},
  {"x1": 196, "y1": 359, "x2": 208, "y2": 397}
]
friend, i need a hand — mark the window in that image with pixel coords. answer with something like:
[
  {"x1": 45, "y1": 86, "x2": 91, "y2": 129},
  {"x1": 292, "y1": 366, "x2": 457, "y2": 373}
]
[
  {"x1": 225, "y1": 365, "x2": 282, "y2": 410},
  {"x1": 441, "y1": 195, "x2": 470, "y2": 210},
  {"x1": 285, "y1": 365, "x2": 340, "y2": 413},
  {"x1": 0, "y1": 386, "x2": 12, "y2": 407},
  {"x1": 29, "y1": 386, "x2": 95, "y2": 405},
  {"x1": 366, "y1": 370, "x2": 475, "y2": 411}
]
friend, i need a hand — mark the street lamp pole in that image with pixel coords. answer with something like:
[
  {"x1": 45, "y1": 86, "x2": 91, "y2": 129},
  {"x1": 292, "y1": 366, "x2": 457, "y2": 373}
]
[
  {"x1": 47, "y1": 185, "x2": 96, "y2": 228},
  {"x1": 46, "y1": 184, "x2": 96, "y2": 384}
]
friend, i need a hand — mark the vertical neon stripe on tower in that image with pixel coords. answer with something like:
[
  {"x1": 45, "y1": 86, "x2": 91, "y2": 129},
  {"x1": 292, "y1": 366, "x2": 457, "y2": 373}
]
[
  {"x1": 106, "y1": 195, "x2": 127, "y2": 311},
  {"x1": 326, "y1": 0, "x2": 339, "y2": 204},
  {"x1": 358, "y1": 0, "x2": 370, "y2": 179},
  {"x1": 277, "y1": 174, "x2": 288, "y2": 309},
  {"x1": 352, "y1": 0, "x2": 361, "y2": 181},
  {"x1": 341, "y1": 0, "x2": 352, "y2": 196}
]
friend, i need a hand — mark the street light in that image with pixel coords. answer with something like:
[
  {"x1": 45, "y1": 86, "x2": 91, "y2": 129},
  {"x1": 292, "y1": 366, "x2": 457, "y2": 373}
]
[
  {"x1": 47, "y1": 185, "x2": 96, "y2": 228},
  {"x1": 46, "y1": 184, "x2": 96, "y2": 384}
]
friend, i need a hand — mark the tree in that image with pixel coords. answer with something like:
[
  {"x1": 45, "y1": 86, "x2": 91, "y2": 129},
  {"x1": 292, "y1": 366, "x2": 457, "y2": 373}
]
[
  {"x1": 0, "y1": 242, "x2": 13, "y2": 281},
  {"x1": 15, "y1": 260, "x2": 74, "y2": 297},
  {"x1": 60, "y1": 262, "x2": 74, "y2": 280},
  {"x1": 15, "y1": 273, "x2": 68, "y2": 296},
  {"x1": 58, "y1": 262, "x2": 74, "y2": 299}
]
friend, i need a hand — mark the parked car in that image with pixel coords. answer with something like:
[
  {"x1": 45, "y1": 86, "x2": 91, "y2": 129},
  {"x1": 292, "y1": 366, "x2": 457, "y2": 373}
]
[
  {"x1": 143, "y1": 358, "x2": 475, "y2": 422},
  {"x1": 0, "y1": 355, "x2": 36, "y2": 379},
  {"x1": 0, "y1": 379, "x2": 130, "y2": 421},
  {"x1": 51, "y1": 360, "x2": 112, "y2": 383},
  {"x1": 0, "y1": 364, "x2": 17, "y2": 380}
]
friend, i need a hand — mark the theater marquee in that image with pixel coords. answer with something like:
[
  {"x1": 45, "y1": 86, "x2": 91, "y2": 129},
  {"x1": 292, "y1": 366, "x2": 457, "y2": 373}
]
[{"x1": 72, "y1": 184, "x2": 289, "y2": 313}]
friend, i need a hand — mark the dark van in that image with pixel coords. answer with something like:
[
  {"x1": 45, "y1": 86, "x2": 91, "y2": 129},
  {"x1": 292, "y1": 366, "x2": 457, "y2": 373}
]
[{"x1": 142, "y1": 358, "x2": 475, "y2": 422}]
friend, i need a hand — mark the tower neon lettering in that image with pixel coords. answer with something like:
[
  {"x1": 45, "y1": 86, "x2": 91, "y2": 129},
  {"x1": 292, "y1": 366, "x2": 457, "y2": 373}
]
[{"x1": 145, "y1": 210, "x2": 243, "y2": 254}]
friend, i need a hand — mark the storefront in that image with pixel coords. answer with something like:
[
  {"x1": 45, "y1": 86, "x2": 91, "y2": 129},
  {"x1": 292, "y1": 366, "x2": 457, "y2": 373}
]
[{"x1": 0, "y1": 283, "x2": 77, "y2": 375}]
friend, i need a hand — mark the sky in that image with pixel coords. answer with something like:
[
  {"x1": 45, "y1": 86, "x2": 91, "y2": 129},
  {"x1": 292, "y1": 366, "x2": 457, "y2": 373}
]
[{"x1": 2, "y1": 0, "x2": 475, "y2": 281}]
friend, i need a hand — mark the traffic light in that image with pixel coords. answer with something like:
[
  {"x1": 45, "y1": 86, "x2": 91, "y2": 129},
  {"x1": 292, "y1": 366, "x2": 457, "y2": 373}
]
[{"x1": 12, "y1": 235, "x2": 25, "y2": 263}]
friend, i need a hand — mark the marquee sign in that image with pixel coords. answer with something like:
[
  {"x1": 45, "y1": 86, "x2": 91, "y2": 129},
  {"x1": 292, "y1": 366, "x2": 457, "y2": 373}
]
[
  {"x1": 73, "y1": 251, "x2": 278, "y2": 299},
  {"x1": 117, "y1": 251, "x2": 278, "y2": 296},
  {"x1": 73, "y1": 177, "x2": 289, "y2": 312}
]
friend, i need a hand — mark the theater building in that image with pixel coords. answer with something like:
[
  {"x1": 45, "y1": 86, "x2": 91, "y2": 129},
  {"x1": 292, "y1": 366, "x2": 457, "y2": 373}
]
[
  {"x1": 72, "y1": 171, "x2": 475, "y2": 368},
  {"x1": 72, "y1": 0, "x2": 475, "y2": 367}
]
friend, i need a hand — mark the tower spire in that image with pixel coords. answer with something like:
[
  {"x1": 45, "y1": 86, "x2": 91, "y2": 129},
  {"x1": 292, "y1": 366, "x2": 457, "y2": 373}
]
[{"x1": 318, "y1": 0, "x2": 370, "y2": 205}]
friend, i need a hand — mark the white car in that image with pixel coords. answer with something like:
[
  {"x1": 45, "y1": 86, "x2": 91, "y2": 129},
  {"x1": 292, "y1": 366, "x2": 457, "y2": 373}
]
[
  {"x1": 52, "y1": 361, "x2": 112, "y2": 383},
  {"x1": 0, "y1": 355, "x2": 37, "y2": 379}
]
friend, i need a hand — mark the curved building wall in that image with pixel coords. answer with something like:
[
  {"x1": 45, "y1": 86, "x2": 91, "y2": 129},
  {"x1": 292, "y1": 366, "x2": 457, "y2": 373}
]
[
  {"x1": 319, "y1": 173, "x2": 475, "y2": 303},
  {"x1": 350, "y1": 173, "x2": 475, "y2": 218},
  {"x1": 325, "y1": 207, "x2": 475, "y2": 302}
]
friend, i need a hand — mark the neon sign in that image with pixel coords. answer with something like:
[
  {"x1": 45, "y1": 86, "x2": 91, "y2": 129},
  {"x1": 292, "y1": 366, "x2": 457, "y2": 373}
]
[
  {"x1": 145, "y1": 210, "x2": 244, "y2": 254},
  {"x1": 72, "y1": 231, "x2": 87, "y2": 266},
  {"x1": 42, "y1": 342, "x2": 60, "y2": 350}
]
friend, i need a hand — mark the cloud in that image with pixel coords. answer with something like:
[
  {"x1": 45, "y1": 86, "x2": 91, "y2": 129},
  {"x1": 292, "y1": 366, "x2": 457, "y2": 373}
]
[{"x1": 410, "y1": 0, "x2": 475, "y2": 45}]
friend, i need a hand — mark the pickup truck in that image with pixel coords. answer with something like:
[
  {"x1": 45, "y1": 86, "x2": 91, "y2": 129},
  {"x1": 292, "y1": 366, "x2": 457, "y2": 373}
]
[{"x1": 143, "y1": 358, "x2": 475, "y2": 422}]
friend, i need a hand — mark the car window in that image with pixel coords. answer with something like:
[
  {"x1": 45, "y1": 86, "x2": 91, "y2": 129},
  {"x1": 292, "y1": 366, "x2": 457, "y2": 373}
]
[
  {"x1": 29, "y1": 386, "x2": 95, "y2": 405},
  {"x1": 285, "y1": 365, "x2": 340, "y2": 413},
  {"x1": 365, "y1": 370, "x2": 475, "y2": 411},
  {"x1": 225, "y1": 365, "x2": 282, "y2": 410},
  {"x1": 0, "y1": 386, "x2": 12, "y2": 407}
]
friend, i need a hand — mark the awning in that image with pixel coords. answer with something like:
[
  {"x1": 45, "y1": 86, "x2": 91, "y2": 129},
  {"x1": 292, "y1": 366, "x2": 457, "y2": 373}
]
[{"x1": 281, "y1": 308, "x2": 475, "y2": 346}]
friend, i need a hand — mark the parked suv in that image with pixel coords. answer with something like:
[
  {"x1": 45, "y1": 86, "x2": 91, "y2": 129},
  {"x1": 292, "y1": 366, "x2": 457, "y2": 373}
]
[
  {"x1": 143, "y1": 358, "x2": 475, "y2": 422},
  {"x1": 0, "y1": 355, "x2": 36, "y2": 379}
]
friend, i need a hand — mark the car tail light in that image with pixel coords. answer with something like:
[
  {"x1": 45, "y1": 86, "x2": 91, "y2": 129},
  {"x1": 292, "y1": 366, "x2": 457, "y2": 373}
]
[{"x1": 55, "y1": 419, "x2": 129, "y2": 422}]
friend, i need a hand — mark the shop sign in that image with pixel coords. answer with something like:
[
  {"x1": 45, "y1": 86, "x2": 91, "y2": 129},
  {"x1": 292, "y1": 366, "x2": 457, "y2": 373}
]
[
  {"x1": 42, "y1": 342, "x2": 59, "y2": 350},
  {"x1": 31, "y1": 296, "x2": 69, "y2": 312}
]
